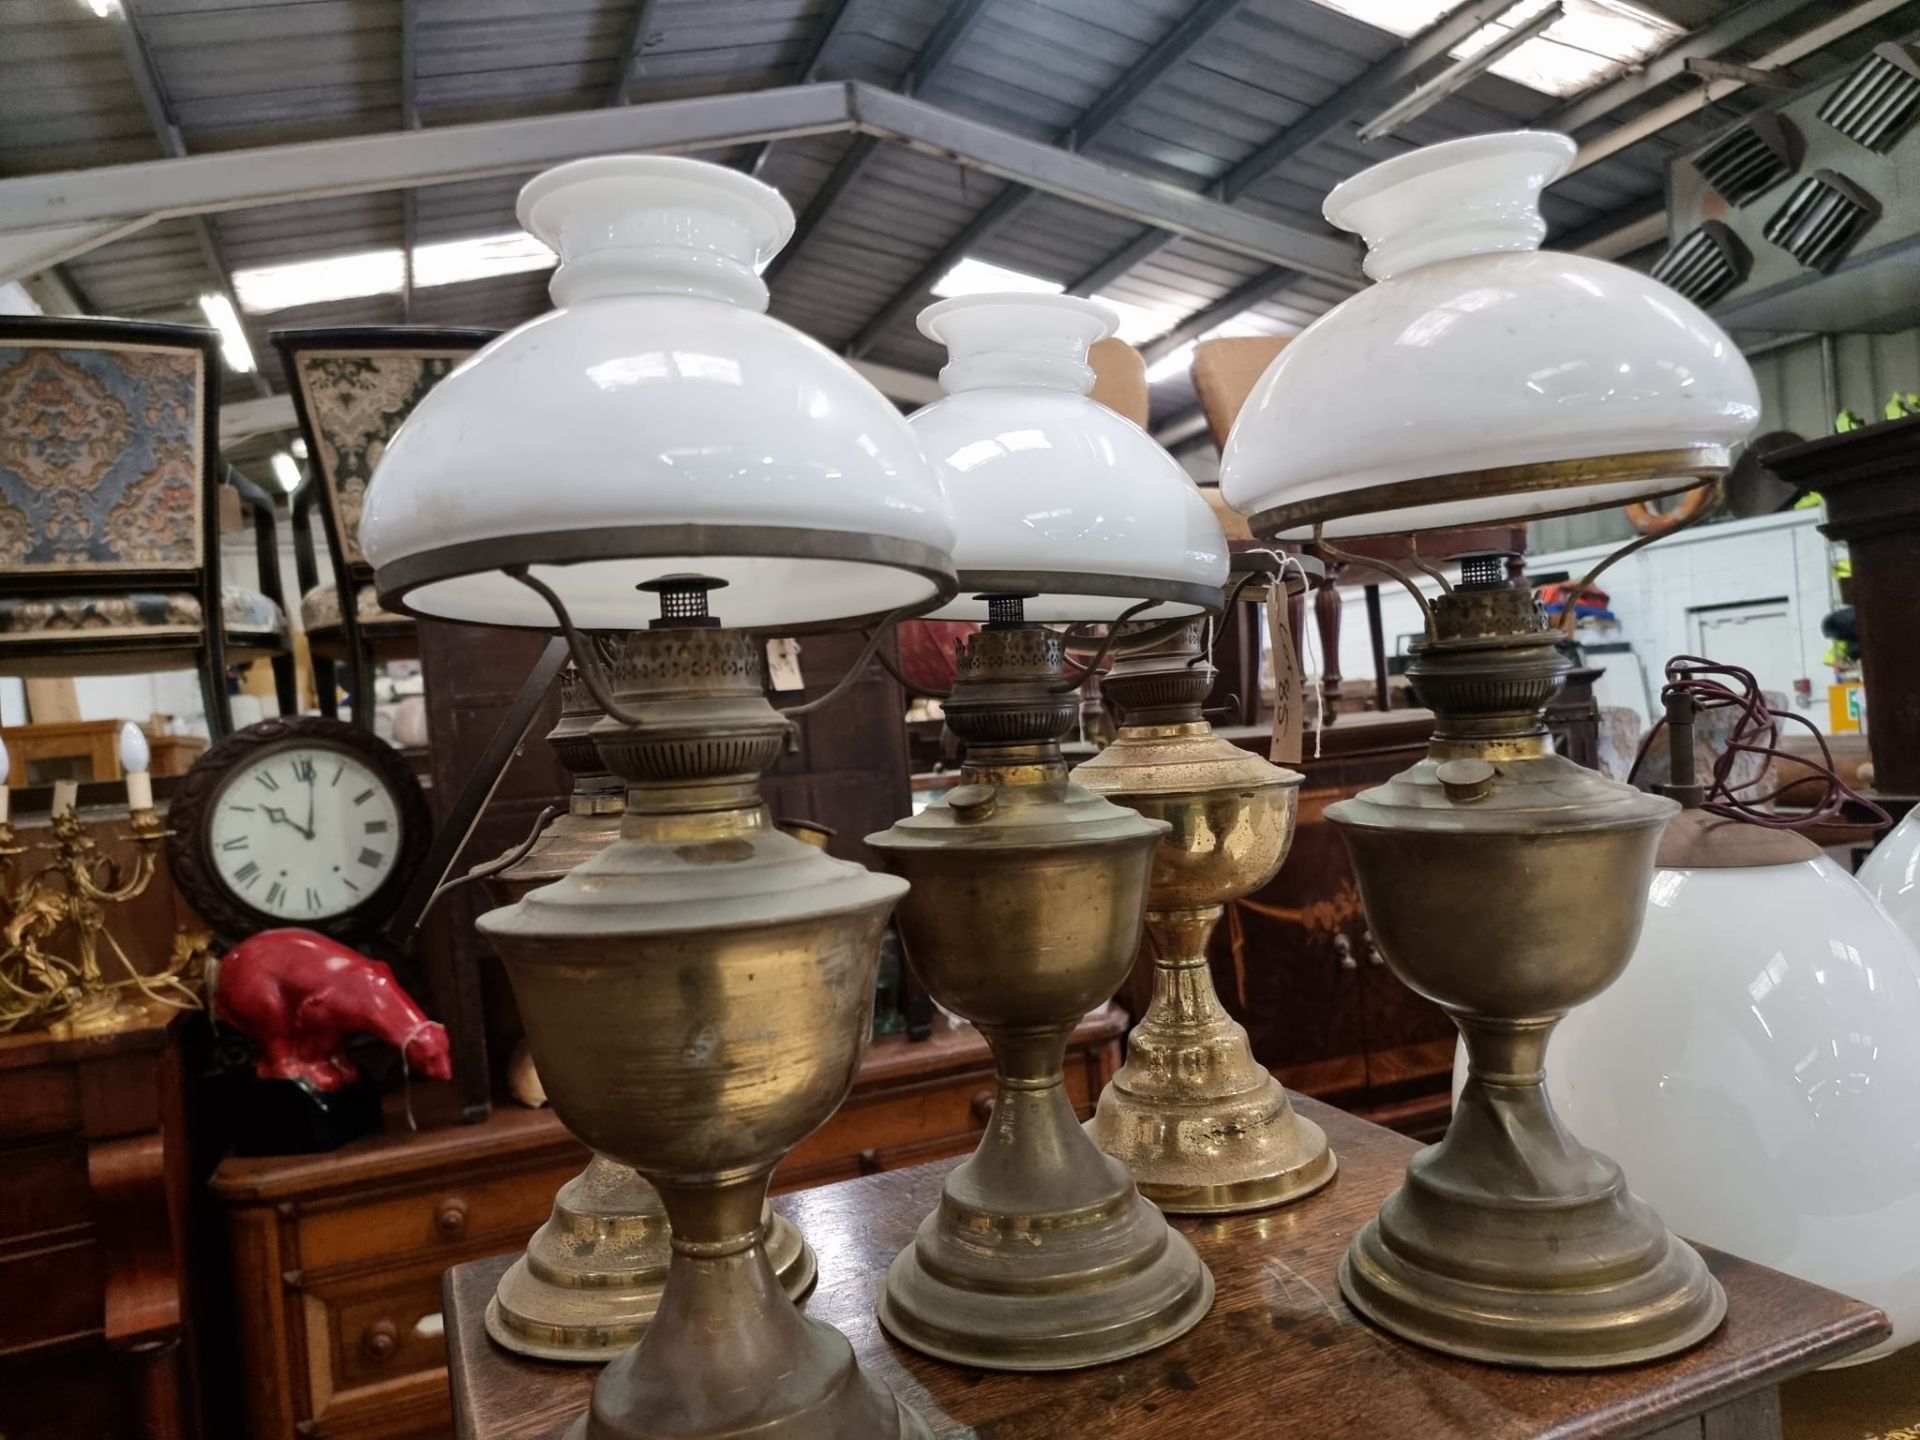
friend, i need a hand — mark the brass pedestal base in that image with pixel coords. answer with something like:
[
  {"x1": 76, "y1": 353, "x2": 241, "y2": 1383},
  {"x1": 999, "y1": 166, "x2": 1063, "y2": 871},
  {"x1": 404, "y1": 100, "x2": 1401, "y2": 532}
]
[
  {"x1": 1089, "y1": 909, "x2": 1335, "y2": 1215},
  {"x1": 1340, "y1": 1034, "x2": 1726, "y2": 1369},
  {"x1": 565, "y1": 1239, "x2": 929, "y2": 1440},
  {"x1": 486, "y1": 1155, "x2": 817, "y2": 1362},
  {"x1": 878, "y1": 1041, "x2": 1213, "y2": 1371}
]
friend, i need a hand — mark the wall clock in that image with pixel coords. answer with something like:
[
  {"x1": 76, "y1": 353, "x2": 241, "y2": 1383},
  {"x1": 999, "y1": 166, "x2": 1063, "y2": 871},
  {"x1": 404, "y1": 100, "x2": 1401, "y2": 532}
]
[{"x1": 167, "y1": 716, "x2": 432, "y2": 945}]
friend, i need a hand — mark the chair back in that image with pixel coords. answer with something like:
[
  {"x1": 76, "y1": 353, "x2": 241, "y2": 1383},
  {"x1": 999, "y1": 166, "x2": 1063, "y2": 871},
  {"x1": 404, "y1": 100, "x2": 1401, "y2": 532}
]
[
  {"x1": 0, "y1": 319, "x2": 220, "y2": 590},
  {"x1": 276, "y1": 328, "x2": 497, "y2": 579},
  {"x1": 1190, "y1": 336, "x2": 1291, "y2": 451},
  {"x1": 1087, "y1": 338, "x2": 1149, "y2": 428}
]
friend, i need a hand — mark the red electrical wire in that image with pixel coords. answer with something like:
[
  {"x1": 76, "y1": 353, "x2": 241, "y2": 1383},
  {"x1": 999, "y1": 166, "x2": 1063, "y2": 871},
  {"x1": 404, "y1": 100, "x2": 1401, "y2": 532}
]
[{"x1": 1626, "y1": 655, "x2": 1890, "y2": 833}]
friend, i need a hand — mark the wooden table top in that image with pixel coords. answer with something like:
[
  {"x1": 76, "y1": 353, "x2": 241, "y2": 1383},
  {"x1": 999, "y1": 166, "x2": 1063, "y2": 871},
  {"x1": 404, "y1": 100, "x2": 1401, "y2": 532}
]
[{"x1": 444, "y1": 1096, "x2": 1887, "y2": 1440}]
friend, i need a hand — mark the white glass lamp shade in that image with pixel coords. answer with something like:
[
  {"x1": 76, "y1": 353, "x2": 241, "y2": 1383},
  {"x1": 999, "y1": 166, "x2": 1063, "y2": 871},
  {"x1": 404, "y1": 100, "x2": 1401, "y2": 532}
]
[
  {"x1": 361, "y1": 156, "x2": 956, "y2": 633},
  {"x1": 1859, "y1": 808, "x2": 1920, "y2": 945},
  {"x1": 1220, "y1": 131, "x2": 1761, "y2": 539},
  {"x1": 910, "y1": 294, "x2": 1227, "y2": 623},
  {"x1": 1455, "y1": 853, "x2": 1920, "y2": 1364}
]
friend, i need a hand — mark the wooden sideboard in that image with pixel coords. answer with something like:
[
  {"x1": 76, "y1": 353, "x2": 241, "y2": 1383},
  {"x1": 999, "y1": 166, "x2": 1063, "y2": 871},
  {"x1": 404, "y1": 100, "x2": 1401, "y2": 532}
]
[
  {"x1": 0, "y1": 1016, "x2": 196, "y2": 1440},
  {"x1": 208, "y1": 1009, "x2": 1124, "y2": 1440}
]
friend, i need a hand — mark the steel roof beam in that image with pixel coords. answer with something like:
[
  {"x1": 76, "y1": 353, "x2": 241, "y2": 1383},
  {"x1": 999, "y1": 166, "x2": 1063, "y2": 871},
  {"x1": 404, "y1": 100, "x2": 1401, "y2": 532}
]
[
  {"x1": 1139, "y1": 268, "x2": 1302, "y2": 366},
  {"x1": 842, "y1": 0, "x2": 1251, "y2": 358},
  {"x1": 107, "y1": 0, "x2": 270, "y2": 394},
  {"x1": 607, "y1": 0, "x2": 663, "y2": 106},
  {"x1": 854, "y1": 88, "x2": 1359, "y2": 282},
  {"x1": 763, "y1": 0, "x2": 994, "y2": 285},
  {"x1": 1546, "y1": 0, "x2": 1820, "y2": 134},
  {"x1": 743, "y1": 0, "x2": 859, "y2": 176},
  {"x1": 0, "y1": 84, "x2": 1359, "y2": 287},
  {"x1": 401, "y1": 0, "x2": 420, "y2": 322},
  {"x1": 1066, "y1": 0, "x2": 1518, "y2": 298},
  {"x1": 1570, "y1": 0, "x2": 1915, "y2": 172}
]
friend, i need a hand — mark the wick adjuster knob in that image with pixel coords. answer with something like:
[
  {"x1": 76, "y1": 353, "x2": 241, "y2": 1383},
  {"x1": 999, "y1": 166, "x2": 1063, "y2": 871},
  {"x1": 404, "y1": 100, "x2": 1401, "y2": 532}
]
[{"x1": 1435, "y1": 758, "x2": 1497, "y2": 804}]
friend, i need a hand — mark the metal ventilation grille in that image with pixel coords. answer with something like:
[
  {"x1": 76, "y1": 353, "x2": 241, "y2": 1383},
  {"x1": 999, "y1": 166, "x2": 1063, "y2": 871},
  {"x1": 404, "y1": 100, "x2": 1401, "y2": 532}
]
[
  {"x1": 1818, "y1": 44, "x2": 1920, "y2": 152},
  {"x1": 1651, "y1": 223, "x2": 1750, "y2": 306},
  {"x1": 1693, "y1": 114, "x2": 1795, "y2": 206},
  {"x1": 1763, "y1": 170, "x2": 1879, "y2": 270}
]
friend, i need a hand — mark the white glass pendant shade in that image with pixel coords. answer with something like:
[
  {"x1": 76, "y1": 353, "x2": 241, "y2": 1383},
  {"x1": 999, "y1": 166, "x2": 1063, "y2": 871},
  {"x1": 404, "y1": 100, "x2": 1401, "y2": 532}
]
[
  {"x1": 1220, "y1": 131, "x2": 1761, "y2": 539},
  {"x1": 911, "y1": 294, "x2": 1227, "y2": 623},
  {"x1": 1455, "y1": 850, "x2": 1920, "y2": 1363},
  {"x1": 1859, "y1": 808, "x2": 1920, "y2": 945},
  {"x1": 361, "y1": 156, "x2": 956, "y2": 632}
]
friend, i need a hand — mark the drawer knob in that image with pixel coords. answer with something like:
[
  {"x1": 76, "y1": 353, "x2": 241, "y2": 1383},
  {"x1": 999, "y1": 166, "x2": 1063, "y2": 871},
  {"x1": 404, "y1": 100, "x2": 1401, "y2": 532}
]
[
  {"x1": 1334, "y1": 934, "x2": 1358, "y2": 972},
  {"x1": 362, "y1": 1320, "x2": 398, "y2": 1363},
  {"x1": 970, "y1": 1087, "x2": 995, "y2": 1124},
  {"x1": 435, "y1": 1197, "x2": 470, "y2": 1238}
]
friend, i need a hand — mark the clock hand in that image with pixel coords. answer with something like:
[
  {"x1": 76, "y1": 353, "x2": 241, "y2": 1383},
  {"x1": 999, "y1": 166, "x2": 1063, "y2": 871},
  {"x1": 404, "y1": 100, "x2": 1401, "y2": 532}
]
[
  {"x1": 261, "y1": 803, "x2": 317, "y2": 841},
  {"x1": 304, "y1": 772, "x2": 316, "y2": 841}
]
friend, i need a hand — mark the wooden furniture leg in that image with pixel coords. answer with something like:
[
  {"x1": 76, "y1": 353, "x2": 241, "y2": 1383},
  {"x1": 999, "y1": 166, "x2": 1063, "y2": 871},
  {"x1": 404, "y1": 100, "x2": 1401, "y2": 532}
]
[{"x1": 1315, "y1": 560, "x2": 1344, "y2": 723}]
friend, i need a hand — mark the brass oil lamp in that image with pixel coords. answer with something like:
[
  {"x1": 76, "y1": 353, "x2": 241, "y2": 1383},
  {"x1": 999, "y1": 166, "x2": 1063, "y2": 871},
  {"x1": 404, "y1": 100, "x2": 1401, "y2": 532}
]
[
  {"x1": 360, "y1": 154, "x2": 959, "y2": 1438},
  {"x1": 482, "y1": 659, "x2": 814, "y2": 1363},
  {"x1": 1073, "y1": 606, "x2": 1335, "y2": 1214},
  {"x1": 1218, "y1": 129, "x2": 1761, "y2": 1368},
  {"x1": 483, "y1": 585, "x2": 930, "y2": 1438},
  {"x1": 869, "y1": 598, "x2": 1213, "y2": 1369},
  {"x1": 1316, "y1": 549, "x2": 1723, "y2": 1366}
]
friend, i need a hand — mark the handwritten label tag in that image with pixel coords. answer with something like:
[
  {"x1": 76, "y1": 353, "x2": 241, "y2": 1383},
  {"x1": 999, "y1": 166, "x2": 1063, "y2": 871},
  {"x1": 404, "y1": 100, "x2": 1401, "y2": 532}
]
[
  {"x1": 1267, "y1": 588, "x2": 1303, "y2": 765},
  {"x1": 766, "y1": 638, "x2": 805, "y2": 693}
]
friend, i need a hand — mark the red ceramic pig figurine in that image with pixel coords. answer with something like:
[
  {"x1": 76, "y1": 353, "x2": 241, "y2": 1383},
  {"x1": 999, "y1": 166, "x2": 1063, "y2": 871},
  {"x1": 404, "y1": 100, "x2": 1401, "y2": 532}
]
[{"x1": 214, "y1": 928, "x2": 453, "y2": 1092}]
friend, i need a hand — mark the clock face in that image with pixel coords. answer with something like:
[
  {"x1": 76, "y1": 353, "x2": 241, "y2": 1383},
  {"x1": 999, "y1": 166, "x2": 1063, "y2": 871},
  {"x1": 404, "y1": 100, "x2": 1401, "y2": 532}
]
[{"x1": 207, "y1": 744, "x2": 406, "y2": 922}]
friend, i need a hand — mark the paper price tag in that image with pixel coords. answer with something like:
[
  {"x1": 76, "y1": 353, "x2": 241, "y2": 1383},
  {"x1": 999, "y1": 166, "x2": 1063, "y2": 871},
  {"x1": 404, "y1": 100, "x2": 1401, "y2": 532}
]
[
  {"x1": 1267, "y1": 587, "x2": 1303, "y2": 765},
  {"x1": 766, "y1": 638, "x2": 805, "y2": 693}
]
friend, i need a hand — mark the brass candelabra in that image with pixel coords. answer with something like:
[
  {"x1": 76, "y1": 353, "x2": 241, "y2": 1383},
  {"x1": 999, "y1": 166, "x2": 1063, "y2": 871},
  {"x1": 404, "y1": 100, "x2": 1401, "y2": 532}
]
[{"x1": 0, "y1": 804, "x2": 205, "y2": 1036}]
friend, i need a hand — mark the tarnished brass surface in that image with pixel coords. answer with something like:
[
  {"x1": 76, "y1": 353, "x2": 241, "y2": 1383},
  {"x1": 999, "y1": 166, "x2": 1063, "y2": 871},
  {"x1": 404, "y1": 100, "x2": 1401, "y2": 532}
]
[
  {"x1": 483, "y1": 629, "x2": 927, "y2": 1439},
  {"x1": 867, "y1": 623, "x2": 1213, "y2": 1371},
  {"x1": 480, "y1": 663, "x2": 822, "y2": 1364},
  {"x1": 1250, "y1": 445, "x2": 1732, "y2": 539},
  {"x1": 1074, "y1": 620, "x2": 1334, "y2": 1213},
  {"x1": 1314, "y1": 564, "x2": 1724, "y2": 1369},
  {"x1": 485, "y1": 1157, "x2": 816, "y2": 1362}
]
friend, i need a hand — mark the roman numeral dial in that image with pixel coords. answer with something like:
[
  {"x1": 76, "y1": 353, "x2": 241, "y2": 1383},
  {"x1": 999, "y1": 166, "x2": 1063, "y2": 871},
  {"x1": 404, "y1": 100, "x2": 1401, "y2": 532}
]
[{"x1": 207, "y1": 742, "x2": 407, "y2": 923}]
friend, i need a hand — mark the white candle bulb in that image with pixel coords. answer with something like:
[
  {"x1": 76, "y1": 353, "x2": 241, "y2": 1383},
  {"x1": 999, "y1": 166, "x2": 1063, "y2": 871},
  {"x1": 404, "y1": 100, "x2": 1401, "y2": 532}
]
[
  {"x1": 118, "y1": 721, "x2": 149, "y2": 776},
  {"x1": 51, "y1": 779, "x2": 77, "y2": 820},
  {"x1": 119, "y1": 721, "x2": 153, "y2": 813}
]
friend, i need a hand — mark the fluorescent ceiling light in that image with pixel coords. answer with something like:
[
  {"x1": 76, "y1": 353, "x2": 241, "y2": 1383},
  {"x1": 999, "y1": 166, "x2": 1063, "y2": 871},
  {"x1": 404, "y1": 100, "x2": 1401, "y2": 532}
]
[
  {"x1": 290, "y1": 436, "x2": 308, "y2": 460},
  {"x1": 1303, "y1": 0, "x2": 1682, "y2": 98},
  {"x1": 412, "y1": 230, "x2": 556, "y2": 289},
  {"x1": 233, "y1": 248, "x2": 405, "y2": 313},
  {"x1": 81, "y1": 0, "x2": 117, "y2": 16},
  {"x1": 198, "y1": 292, "x2": 256, "y2": 373},
  {"x1": 271, "y1": 452, "x2": 301, "y2": 493},
  {"x1": 930, "y1": 257, "x2": 1064, "y2": 299},
  {"x1": 232, "y1": 228, "x2": 558, "y2": 315},
  {"x1": 1093, "y1": 295, "x2": 1188, "y2": 346}
]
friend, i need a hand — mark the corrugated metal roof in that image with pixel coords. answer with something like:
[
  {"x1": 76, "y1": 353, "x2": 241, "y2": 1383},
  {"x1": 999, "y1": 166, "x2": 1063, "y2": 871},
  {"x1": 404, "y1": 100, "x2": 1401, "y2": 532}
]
[{"x1": 2, "y1": 0, "x2": 1905, "y2": 454}]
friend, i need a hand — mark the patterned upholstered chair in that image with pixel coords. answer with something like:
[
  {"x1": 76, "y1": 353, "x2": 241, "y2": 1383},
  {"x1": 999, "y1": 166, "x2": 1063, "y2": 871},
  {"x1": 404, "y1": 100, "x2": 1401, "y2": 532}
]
[
  {"x1": 276, "y1": 327, "x2": 496, "y2": 726},
  {"x1": 0, "y1": 318, "x2": 293, "y2": 736}
]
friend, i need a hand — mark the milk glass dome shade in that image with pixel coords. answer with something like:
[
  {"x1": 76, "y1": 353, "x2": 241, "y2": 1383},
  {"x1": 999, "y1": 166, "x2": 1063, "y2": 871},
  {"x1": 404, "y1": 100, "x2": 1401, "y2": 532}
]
[
  {"x1": 1463, "y1": 823, "x2": 1920, "y2": 1364},
  {"x1": 1221, "y1": 131, "x2": 1762, "y2": 539},
  {"x1": 911, "y1": 294, "x2": 1227, "y2": 622},
  {"x1": 1859, "y1": 808, "x2": 1920, "y2": 947},
  {"x1": 361, "y1": 156, "x2": 956, "y2": 633}
]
